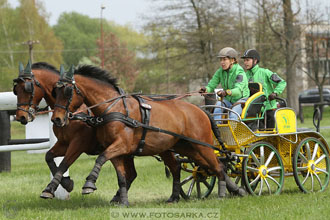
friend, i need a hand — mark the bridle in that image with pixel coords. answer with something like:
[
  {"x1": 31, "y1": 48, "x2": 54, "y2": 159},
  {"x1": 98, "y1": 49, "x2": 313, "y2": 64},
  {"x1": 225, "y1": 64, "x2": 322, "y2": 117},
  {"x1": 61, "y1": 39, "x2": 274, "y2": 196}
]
[
  {"x1": 52, "y1": 79, "x2": 83, "y2": 123},
  {"x1": 13, "y1": 74, "x2": 45, "y2": 119},
  {"x1": 53, "y1": 78, "x2": 129, "y2": 125}
]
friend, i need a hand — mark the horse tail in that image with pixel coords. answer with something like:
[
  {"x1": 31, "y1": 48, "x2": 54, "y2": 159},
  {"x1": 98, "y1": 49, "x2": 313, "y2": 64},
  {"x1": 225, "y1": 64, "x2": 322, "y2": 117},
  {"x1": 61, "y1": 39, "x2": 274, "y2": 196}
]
[{"x1": 200, "y1": 108, "x2": 227, "y2": 152}]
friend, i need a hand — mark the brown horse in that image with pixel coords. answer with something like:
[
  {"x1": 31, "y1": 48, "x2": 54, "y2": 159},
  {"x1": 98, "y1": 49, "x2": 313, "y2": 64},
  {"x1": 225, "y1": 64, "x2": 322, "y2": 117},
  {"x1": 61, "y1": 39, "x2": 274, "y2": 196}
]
[
  {"x1": 13, "y1": 62, "x2": 144, "y2": 202},
  {"x1": 51, "y1": 65, "x2": 243, "y2": 205}
]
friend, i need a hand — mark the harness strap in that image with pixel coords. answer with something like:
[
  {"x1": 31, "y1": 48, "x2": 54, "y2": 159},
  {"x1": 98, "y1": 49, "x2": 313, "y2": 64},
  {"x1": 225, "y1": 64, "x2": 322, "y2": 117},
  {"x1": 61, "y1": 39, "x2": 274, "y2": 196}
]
[
  {"x1": 132, "y1": 95, "x2": 151, "y2": 155},
  {"x1": 118, "y1": 88, "x2": 129, "y2": 117},
  {"x1": 96, "y1": 112, "x2": 220, "y2": 152}
]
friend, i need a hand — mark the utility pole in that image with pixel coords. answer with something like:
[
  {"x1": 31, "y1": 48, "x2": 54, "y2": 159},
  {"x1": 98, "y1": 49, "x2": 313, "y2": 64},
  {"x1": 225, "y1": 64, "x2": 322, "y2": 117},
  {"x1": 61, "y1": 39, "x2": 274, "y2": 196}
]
[
  {"x1": 22, "y1": 40, "x2": 39, "y2": 63},
  {"x1": 166, "y1": 43, "x2": 169, "y2": 93},
  {"x1": 100, "y1": 5, "x2": 106, "y2": 68}
]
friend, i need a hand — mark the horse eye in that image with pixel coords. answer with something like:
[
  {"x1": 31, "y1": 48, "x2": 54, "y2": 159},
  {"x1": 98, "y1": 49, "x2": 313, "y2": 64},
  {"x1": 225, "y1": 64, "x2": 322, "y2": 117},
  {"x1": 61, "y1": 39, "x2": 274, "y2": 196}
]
[
  {"x1": 51, "y1": 88, "x2": 57, "y2": 98},
  {"x1": 13, "y1": 85, "x2": 17, "y2": 95},
  {"x1": 64, "y1": 87, "x2": 73, "y2": 98},
  {"x1": 24, "y1": 82, "x2": 33, "y2": 93}
]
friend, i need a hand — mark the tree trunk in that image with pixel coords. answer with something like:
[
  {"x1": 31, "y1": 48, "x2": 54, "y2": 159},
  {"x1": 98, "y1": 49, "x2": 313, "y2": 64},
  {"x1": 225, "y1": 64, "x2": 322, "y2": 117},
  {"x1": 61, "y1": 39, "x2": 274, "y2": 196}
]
[{"x1": 282, "y1": 0, "x2": 299, "y2": 111}]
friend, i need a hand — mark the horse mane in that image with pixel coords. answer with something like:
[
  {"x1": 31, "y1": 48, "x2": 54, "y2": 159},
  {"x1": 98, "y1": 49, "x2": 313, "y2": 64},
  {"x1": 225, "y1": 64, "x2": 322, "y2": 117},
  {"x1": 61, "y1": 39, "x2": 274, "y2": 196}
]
[
  {"x1": 32, "y1": 62, "x2": 60, "y2": 74},
  {"x1": 75, "y1": 65, "x2": 118, "y2": 88}
]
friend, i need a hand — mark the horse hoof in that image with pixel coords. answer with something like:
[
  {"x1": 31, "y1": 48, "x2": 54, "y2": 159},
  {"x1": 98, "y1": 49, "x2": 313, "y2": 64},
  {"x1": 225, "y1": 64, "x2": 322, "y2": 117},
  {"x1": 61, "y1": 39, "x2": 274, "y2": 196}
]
[
  {"x1": 166, "y1": 197, "x2": 180, "y2": 203},
  {"x1": 236, "y1": 188, "x2": 247, "y2": 197},
  {"x1": 61, "y1": 177, "x2": 74, "y2": 192},
  {"x1": 120, "y1": 201, "x2": 129, "y2": 207},
  {"x1": 110, "y1": 196, "x2": 121, "y2": 204},
  {"x1": 82, "y1": 187, "x2": 95, "y2": 195},
  {"x1": 40, "y1": 191, "x2": 54, "y2": 199}
]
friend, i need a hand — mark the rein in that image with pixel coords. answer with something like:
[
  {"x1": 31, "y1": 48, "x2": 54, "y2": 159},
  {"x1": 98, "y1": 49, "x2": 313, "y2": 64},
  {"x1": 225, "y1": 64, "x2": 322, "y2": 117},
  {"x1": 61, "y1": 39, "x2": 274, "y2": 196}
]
[
  {"x1": 70, "y1": 91, "x2": 201, "y2": 117},
  {"x1": 69, "y1": 94, "x2": 128, "y2": 117}
]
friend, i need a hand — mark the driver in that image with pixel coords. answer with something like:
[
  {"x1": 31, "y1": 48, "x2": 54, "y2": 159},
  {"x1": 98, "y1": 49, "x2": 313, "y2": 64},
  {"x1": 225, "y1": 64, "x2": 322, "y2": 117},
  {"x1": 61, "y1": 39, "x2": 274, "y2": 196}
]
[
  {"x1": 199, "y1": 47, "x2": 250, "y2": 122},
  {"x1": 241, "y1": 49, "x2": 287, "y2": 127}
]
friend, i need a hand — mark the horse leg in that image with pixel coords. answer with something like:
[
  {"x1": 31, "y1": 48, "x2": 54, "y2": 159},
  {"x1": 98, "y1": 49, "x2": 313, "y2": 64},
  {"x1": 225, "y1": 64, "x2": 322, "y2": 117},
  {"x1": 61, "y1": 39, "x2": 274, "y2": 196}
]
[
  {"x1": 174, "y1": 143, "x2": 244, "y2": 198},
  {"x1": 44, "y1": 143, "x2": 74, "y2": 193},
  {"x1": 113, "y1": 158, "x2": 130, "y2": 206},
  {"x1": 110, "y1": 156, "x2": 137, "y2": 204},
  {"x1": 83, "y1": 139, "x2": 132, "y2": 205},
  {"x1": 41, "y1": 159, "x2": 70, "y2": 199},
  {"x1": 191, "y1": 146, "x2": 245, "y2": 198},
  {"x1": 41, "y1": 140, "x2": 87, "y2": 199},
  {"x1": 82, "y1": 153, "x2": 107, "y2": 195},
  {"x1": 158, "y1": 151, "x2": 181, "y2": 203}
]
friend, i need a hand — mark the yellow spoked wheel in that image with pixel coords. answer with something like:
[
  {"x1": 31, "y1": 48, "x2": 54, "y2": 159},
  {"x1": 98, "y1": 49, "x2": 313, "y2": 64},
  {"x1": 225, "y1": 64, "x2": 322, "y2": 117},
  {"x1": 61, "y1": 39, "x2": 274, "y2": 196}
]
[
  {"x1": 179, "y1": 162, "x2": 216, "y2": 200},
  {"x1": 242, "y1": 142, "x2": 284, "y2": 196},
  {"x1": 293, "y1": 137, "x2": 330, "y2": 193}
]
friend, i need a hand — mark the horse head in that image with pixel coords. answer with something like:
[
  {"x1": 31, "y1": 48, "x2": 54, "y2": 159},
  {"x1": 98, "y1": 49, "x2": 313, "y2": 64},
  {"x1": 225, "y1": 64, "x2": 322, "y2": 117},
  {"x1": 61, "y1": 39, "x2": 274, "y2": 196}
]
[
  {"x1": 52, "y1": 65, "x2": 83, "y2": 127},
  {"x1": 13, "y1": 60, "x2": 44, "y2": 124}
]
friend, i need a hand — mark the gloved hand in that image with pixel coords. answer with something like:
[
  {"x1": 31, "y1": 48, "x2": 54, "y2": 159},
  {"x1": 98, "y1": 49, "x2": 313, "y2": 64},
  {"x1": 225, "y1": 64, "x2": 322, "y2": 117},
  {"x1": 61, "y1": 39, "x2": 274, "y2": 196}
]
[
  {"x1": 225, "y1": 89, "x2": 232, "y2": 96},
  {"x1": 268, "y1": 92, "x2": 277, "y2": 101},
  {"x1": 217, "y1": 90, "x2": 227, "y2": 97},
  {"x1": 199, "y1": 87, "x2": 206, "y2": 93}
]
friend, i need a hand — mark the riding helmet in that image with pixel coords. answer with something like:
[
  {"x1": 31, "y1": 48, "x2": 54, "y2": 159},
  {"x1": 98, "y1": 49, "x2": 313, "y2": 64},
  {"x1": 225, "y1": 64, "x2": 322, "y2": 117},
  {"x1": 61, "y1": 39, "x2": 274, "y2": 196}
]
[
  {"x1": 241, "y1": 49, "x2": 260, "y2": 63},
  {"x1": 217, "y1": 47, "x2": 239, "y2": 60}
]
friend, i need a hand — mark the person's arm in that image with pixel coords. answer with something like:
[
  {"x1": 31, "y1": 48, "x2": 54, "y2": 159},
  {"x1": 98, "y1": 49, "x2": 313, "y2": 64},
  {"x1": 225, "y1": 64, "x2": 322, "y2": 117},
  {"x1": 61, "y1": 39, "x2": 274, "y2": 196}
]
[
  {"x1": 205, "y1": 69, "x2": 221, "y2": 92},
  {"x1": 267, "y1": 70, "x2": 286, "y2": 95},
  {"x1": 230, "y1": 70, "x2": 248, "y2": 98}
]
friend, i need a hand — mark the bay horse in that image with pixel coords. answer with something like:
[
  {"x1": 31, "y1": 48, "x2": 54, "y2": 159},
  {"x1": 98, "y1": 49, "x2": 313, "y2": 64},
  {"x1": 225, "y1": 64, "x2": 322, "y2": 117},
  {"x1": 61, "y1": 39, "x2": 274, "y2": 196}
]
[
  {"x1": 13, "y1": 61, "x2": 152, "y2": 203},
  {"x1": 51, "y1": 65, "x2": 244, "y2": 205}
]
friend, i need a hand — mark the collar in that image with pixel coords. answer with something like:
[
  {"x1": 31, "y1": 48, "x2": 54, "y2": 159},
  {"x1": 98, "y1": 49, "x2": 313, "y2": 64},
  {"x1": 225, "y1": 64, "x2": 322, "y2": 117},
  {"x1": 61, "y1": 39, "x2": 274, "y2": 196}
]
[
  {"x1": 248, "y1": 64, "x2": 259, "y2": 74},
  {"x1": 223, "y1": 63, "x2": 238, "y2": 74}
]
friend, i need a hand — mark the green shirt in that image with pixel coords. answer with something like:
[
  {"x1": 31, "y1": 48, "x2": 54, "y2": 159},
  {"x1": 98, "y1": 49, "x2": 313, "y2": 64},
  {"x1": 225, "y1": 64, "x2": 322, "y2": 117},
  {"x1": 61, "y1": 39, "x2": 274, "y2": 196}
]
[
  {"x1": 246, "y1": 64, "x2": 287, "y2": 109},
  {"x1": 205, "y1": 63, "x2": 250, "y2": 103}
]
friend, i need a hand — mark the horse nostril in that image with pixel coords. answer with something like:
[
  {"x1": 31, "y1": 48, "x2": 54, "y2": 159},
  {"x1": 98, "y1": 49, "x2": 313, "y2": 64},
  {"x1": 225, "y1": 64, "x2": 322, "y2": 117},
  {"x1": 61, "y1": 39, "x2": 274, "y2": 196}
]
[
  {"x1": 52, "y1": 117, "x2": 62, "y2": 127},
  {"x1": 19, "y1": 116, "x2": 28, "y2": 125}
]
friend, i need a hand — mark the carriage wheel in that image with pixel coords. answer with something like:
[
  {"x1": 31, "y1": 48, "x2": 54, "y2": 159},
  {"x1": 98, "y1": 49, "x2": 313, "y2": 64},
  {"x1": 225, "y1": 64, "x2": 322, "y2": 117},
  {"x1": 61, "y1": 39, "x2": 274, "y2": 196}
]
[
  {"x1": 293, "y1": 137, "x2": 330, "y2": 193},
  {"x1": 242, "y1": 142, "x2": 284, "y2": 196},
  {"x1": 179, "y1": 162, "x2": 216, "y2": 200}
]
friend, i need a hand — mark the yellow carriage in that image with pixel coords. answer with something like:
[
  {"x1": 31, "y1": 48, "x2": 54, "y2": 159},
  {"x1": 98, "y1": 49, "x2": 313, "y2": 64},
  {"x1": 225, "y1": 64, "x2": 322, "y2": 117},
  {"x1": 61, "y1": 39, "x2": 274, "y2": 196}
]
[{"x1": 179, "y1": 83, "x2": 330, "y2": 198}]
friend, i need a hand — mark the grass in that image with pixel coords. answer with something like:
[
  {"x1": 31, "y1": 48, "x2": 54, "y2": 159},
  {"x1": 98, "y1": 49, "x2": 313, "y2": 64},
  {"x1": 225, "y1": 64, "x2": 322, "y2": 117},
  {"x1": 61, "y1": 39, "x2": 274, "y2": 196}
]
[
  {"x1": 10, "y1": 121, "x2": 26, "y2": 139},
  {"x1": 1, "y1": 152, "x2": 330, "y2": 220},
  {"x1": 1, "y1": 106, "x2": 329, "y2": 219}
]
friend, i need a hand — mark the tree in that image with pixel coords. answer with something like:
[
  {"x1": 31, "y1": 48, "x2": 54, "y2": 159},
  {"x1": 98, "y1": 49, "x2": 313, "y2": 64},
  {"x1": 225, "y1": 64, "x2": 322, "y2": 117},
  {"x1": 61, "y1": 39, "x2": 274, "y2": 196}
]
[
  {"x1": 95, "y1": 32, "x2": 139, "y2": 92},
  {"x1": 53, "y1": 12, "x2": 107, "y2": 66},
  {"x1": 0, "y1": 0, "x2": 63, "y2": 91},
  {"x1": 299, "y1": 5, "x2": 330, "y2": 115},
  {"x1": 142, "y1": 0, "x2": 242, "y2": 93},
  {"x1": 258, "y1": 0, "x2": 301, "y2": 111}
]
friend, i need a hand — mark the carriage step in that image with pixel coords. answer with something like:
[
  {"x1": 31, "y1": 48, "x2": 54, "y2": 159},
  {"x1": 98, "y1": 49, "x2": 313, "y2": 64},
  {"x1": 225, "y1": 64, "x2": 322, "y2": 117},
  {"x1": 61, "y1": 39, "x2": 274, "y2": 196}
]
[{"x1": 231, "y1": 153, "x2": 248, "y2": 158}]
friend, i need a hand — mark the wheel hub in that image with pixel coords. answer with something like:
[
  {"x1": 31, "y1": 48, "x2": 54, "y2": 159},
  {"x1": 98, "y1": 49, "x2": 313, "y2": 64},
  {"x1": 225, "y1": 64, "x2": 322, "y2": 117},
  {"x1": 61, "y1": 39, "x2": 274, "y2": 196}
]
[
  {"x1": 259, "y1": 165, "x2": 268, "y2": 178},
  {"x1": 308, "y1": 160, "x2": 316, "y2": 173}
]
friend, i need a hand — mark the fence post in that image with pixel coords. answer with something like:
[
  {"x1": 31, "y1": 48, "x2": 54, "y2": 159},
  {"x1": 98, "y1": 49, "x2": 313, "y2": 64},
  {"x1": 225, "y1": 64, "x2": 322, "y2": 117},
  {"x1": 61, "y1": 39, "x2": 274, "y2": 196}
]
[{"x1": 0, "y1": 111, "x2": 11, "y2": 172}]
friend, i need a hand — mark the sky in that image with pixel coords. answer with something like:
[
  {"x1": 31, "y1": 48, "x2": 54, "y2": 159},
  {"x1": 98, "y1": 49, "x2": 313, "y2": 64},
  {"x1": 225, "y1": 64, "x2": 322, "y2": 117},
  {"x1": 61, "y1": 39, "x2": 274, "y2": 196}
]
[{"x1": 9, "y1": 0, "x2": 151, "y2": 29}]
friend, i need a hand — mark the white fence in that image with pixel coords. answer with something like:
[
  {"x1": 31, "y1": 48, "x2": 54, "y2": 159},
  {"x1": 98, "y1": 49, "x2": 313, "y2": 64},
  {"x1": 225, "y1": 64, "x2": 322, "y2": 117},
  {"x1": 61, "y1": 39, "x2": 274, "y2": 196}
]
[{"x1": 0, "y1": 92, "x2": 69, "y2": 199}]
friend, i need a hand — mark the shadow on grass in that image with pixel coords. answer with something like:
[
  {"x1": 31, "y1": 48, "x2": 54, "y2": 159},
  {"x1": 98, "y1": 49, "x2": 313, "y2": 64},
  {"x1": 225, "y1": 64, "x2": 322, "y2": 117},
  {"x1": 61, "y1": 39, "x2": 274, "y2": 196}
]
[{"x1": 1, "y1": 194, "x2": 110, "y2": 212}]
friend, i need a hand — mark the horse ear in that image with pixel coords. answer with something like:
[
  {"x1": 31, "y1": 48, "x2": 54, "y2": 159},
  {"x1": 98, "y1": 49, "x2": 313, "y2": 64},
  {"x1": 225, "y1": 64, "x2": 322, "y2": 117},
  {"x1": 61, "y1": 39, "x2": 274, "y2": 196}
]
[
  {"x1": 24, "y1": 60, "x2": 32, "y2": 75},
  {"x1": 59, "y1": 64, "x2": 66, "y2": 79},
  {"x1": 18, "y1": 62, "x2": 24, "y2": 76},
  {"x1": 67, "y1": 65, "x2": 75, "y2": 79},
  {"x1": 60, "y1": 64, "x2": 74, "y2": 81}
]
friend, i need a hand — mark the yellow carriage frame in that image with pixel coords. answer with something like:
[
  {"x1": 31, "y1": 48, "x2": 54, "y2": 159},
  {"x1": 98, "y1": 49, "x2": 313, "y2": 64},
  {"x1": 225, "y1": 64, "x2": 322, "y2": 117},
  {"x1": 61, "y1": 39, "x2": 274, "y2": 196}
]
[{"x1": 180, "y1": 83, "x2": 330, "y2": 198}]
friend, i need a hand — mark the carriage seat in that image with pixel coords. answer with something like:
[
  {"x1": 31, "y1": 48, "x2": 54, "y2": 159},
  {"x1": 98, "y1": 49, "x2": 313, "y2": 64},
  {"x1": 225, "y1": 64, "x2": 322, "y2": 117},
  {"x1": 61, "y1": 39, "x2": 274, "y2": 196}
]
[{"x1": 240, "y1": 83, "x2": 267, "y2": 119}]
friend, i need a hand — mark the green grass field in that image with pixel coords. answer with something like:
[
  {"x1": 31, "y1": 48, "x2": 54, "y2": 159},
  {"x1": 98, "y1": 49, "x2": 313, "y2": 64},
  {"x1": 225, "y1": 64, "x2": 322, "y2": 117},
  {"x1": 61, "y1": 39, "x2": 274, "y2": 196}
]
[{"x1": 1, "y1": 107, "x2": 329, "y2": 219}]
